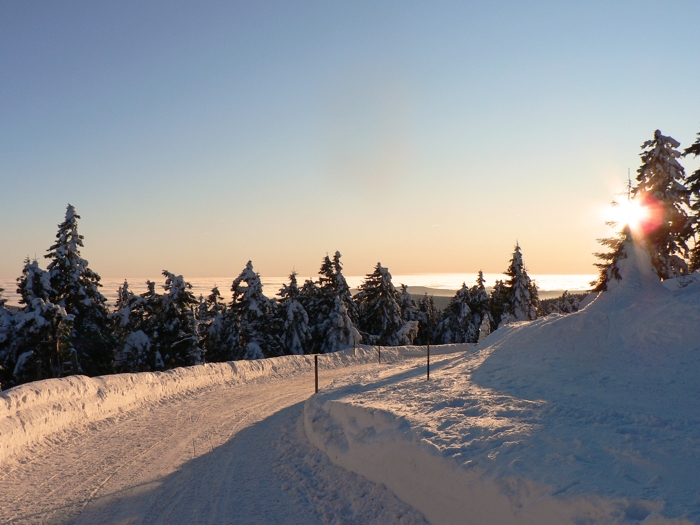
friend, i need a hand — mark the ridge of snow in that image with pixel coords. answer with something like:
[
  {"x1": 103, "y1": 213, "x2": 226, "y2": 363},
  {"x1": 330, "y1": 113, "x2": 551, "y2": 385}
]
[{"x1": 0, "y1": 344, "x2": 469, "y2": 466}]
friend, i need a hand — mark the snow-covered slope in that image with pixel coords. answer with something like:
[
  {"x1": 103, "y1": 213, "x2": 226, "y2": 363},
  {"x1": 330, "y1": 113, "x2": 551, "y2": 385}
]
[
  {"x1": 0, "y1": 344, "x2": 468, "y2": 465},
  {"x1": 305, "y1": 240, "x2": 700, "y2": 524}
]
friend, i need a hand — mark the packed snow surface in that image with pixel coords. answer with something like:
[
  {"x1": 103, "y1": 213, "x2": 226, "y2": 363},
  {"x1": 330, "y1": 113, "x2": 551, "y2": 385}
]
[
  {"x1": 305, "y1": 242, "x2": 700, "y2": 524},
  {"x1": 0, "y1": 344, "x2": 469, "y2": 466},
  {"x1": 0, "y1": 344, "x2": 468, "y2": 524}
]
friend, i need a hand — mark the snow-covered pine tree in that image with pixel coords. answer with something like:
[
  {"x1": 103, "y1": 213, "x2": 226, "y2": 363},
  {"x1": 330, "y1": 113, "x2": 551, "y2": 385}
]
[
  {"x1": 316, "y1": 253, "x2": 357, "y2": 317},
  {"x1": 199, "y1": 286, "x2": 231, "y2": 362},
  {"x1": 320, "y1": 296, "x2": 361, "y2": 353},
  {"x1": 355, "y1": 263, "x2": 404, "y2": 346},
  {"x1": 501, "y1": 243, "x2": 539, "y2": 323},
  {"x1": 44, "y1": 205, "x2": 115, "y2": 376},
  {"x1": 468, "y1": 270, "x2": 492, "y2": 337},
  {"x1": 397, "y1": 284, "x2": 417, "y2": 322},
  {"x1": 414, "y1": 294, "x2": 438, "y2": 345},
  {"x1": 633, "y1": 130, "x2": 692, "y2": 279},
  {"x1": 278, "y1": 271, "x2": 311, "y2": 355},
  {"x1": 228, "y1": 261, "x2": 280, "y2": 360},
  {"x1": 489, "y1": 279, "x2": 509, "y2": 328},
  {"x1": 477, "y1": 316, "x2": 490, "y2": 343},
  {"x1": 151, "y1": 271, "x2": 201, "y2": 368},
  {"x1": 528, "y1": 277, "x2": 541, "y2": 317},
  {"x1": 435, "y1": 283, "x2": 476, "y2": 344},
  {"x1": 683, "y1": 130, "x2": 700, "y2": 271},
  {"x1": 593, "y1": 226, "x2": 632, "y2": 292},
  {"x1": 10, "y1": 259, "x2": 76, "y2": 384},
  {"x1": 314, "y1": 253, "x2": 361, "y2": 352},
  {"x1": 557, "y1": 290, "x2": 580, "y2": 314},
  {"x1": 0, "y1": 287, "x2": 14, "y2": 387},
  {"x1": 332, "y1": 251, "x2": 358, "y2": 323},
  {"x1": 318, "y1": 255, "x2": 335, "y2": 290},
  {"x1": 135, "y1": 280, "x2": 165, "y2": 369},
  {"x1": 110, "y1": 280, "x2": 151, "y2": 372},
  {"x1": 298, "y1": 278, "x2": 323, "y2": 353},
  {"x1": 395, "y1": 284, "x2": 419, "y2": 345}
]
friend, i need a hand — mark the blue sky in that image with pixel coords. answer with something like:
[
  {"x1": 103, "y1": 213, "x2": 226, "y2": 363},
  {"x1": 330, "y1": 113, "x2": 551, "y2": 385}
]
[{"x1": 2, "y1": 1, "x2": 699, "y2": 280}]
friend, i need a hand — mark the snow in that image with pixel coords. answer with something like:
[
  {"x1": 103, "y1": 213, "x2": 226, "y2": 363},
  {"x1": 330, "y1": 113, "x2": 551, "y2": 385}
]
[
  {"x1": 0, "y1": 345, "x2": 467, "y2": 524},
  {"x1": 305, "y1": 239, "x2": 700, "y2": 524},
  {"x1": 5, "y1": 236, "x2": 700, "y2": 523},
  {"x1": 0, "y1": 344, "x2": 469, "y2": 467}
]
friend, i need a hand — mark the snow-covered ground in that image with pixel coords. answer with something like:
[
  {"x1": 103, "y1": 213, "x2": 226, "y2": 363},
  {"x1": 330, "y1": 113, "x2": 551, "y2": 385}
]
[
  {"x1": 305, "y1": 242, "x2": 700, "y2": 524},
  {"x1": 0, "y1": 345, "x2": 467, "y2": 524},
  {"x1": 4, "y1": 239, "x2": 699, "y2": 524}
]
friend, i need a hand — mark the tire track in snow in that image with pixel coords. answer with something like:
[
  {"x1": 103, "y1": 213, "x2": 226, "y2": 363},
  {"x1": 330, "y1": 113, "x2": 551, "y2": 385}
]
[{"x1": 0, "y1": 357, "x2": 455, "y2": 524}]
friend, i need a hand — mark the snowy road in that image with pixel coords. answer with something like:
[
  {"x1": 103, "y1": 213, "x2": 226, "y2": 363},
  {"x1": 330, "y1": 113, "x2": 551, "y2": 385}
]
[{"x1": 0, "y1": 357, "x2": 441, "y2": 525}]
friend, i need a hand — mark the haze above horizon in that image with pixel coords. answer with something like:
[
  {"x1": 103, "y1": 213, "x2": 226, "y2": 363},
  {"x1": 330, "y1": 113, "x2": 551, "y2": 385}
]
[{"x1": 2, "y1": 1, "x2": 699, "y2": 280}]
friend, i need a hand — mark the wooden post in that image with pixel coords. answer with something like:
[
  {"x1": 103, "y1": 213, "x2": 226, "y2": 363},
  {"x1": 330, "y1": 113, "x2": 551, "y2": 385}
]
[
  {"x1": 314, "y1": 355, "x2": 318, "y2": 393},
  {"x1": 427, "y1": 311, "x2": 431, "y2": 381},
  {"x1": 427, "y1": 339, "x2": 430, "y2": 381},
  {"x1": 378, "y1": 345, "x2": 381, "y2": 363}
]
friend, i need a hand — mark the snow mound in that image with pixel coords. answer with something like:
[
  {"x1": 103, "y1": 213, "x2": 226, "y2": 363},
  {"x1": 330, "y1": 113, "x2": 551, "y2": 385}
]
[
  {"x1": 305, "y1": 241, "x2": 700, "y2": 524},
  {"x1": 0, "y1": 344, "x2": 468, "y2": 465}
]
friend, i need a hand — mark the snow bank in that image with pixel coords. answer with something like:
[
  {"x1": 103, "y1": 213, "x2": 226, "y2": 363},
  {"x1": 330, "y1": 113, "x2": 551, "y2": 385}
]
[
  {"x1": 0, "y1": 343, "x2": 470, "y2": 465},
  {"x1": 305, "y1": 241, "x2": 700, "y2": 524}
]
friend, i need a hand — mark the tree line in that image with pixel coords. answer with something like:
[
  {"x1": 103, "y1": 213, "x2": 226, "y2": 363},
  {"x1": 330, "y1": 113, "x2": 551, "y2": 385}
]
[
  {"x1": 4, "y1": 126, "x2": 696, "y2": 388},
  {"x1": 0, "y1": 206, "x2": 544, "y2": 388}
]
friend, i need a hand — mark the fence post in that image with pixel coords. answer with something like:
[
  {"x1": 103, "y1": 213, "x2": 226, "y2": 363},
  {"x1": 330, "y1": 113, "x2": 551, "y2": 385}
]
[
  {"x1": 378, "y1": 345, "x2": 381, "y2": 364},
  {"x1": 427, "y1": 312, "x2": 431, "y2": 381},
  {"x1": 314, "y1": 355, "x2": 318, "y2": 393}
]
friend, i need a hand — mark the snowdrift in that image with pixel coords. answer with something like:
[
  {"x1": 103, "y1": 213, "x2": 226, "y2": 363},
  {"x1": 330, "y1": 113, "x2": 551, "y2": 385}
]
[
  {"x1": 0, "y1": 344, "x2": 468, "y2": 465},
  {"x1": 305, "y1": 241, "x2": 700, "y2": 524}
]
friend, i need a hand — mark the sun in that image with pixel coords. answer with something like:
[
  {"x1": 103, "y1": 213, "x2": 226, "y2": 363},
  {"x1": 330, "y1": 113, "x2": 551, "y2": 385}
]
[
  {"x1": 617, "y1": 199, "x2": 649, "y2": 229},
  {"x1": 606, "y1": 198, "x2": 653, "y2": 234}
]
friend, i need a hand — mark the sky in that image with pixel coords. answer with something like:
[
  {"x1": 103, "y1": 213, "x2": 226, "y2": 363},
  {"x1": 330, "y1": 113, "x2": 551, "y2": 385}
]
[{"x1": 2, "y1": 1, "x2": 700, "y2": 282}]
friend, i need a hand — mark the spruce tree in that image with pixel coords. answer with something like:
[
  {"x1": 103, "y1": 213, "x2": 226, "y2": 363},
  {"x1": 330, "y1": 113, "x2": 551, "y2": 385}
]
[
  {"x1": 44, "y1": 205, "x2": 115, "y2": 375},
  {"x1": 11, "y1": 259, "x2": 76, "y2": 383},
  {"x1": 469, "y1": 271, "x2": 492, "y2": 340},
  {"x1": 152, "y1": 271, "x2": 202, "y2": 368},
  {"x1": 298, "y1": 278, "x2": 323, "y2": 353},
  {"x1": 199, "y1": 286, "x2": 230, "y2": 363},
  {"x1": 502, "y1": 243, "x2": 539, "y2": 323},
  {"x1": 395, "y1": 284, "x2": 419, "y2": 345},
  {"x1": 317, "y1": 252, "x2": 357, "y2": 322},
  {"x1": 557, "y1": 291, "x2": 580, "y2": 314},
  {"x1": 228, "y1": 261, "x2": 280, "y2": 359},
  {"x1": 332, "y1": 251, "x2": 358, "y2": 323},
  {"x1": 313, "y1": 256, "x2": 337, "y2": 352},
  {"x1": 355, "y1": 263, "x2": 403, "y2": 345},
  {"x1": 314, "y1": 253, "x2": 361, "y2": 353},
  {"x1": 0, "y1": 287, "x2": 14, "y2": 387},
  {"x1": 414, "y1": 294, "x2": 438, "y2": 345},
  {"x1": 593, "y1": 227, "x2": 632, "y2": 292},
  {"x1": 111, "y1": 280, "x2": 151, "y2": 372},
  {"x1": 683, "y1": 130, "x2": 700, "y2": 271},
  {"x1": 397, "y1": 284, "x2": 417, "y2": 322},
  {"x1": 634, "y1": 130, "x2": 692, "y2": 278},
  {"x1": 489, "y1": 279, "x2": 509, "y2": 328},
  {"x1": 320, "y1": 296, "x2": 361, "y2": 353},
  {"x1": 435, "y1": 283, "x2": 476, "y2": 344},
  {"x1": 278, "y1": 272, "x2": 311, "y2": 355}
]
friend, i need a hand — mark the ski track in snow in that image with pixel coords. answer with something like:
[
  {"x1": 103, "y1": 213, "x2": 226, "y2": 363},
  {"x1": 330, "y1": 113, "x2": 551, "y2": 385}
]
[{"x1": 0, "y1": 357, "x2": 454, "y2": 525}]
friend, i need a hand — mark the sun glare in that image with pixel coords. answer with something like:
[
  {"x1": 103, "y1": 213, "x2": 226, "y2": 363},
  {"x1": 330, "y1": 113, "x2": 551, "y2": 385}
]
[{"x1": 612, "y1": 199, "x2": 650, "y2": 231}]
